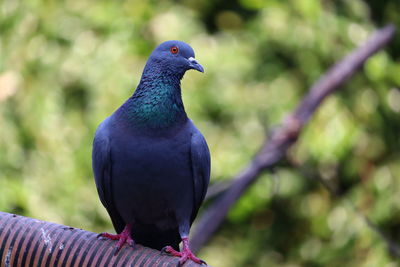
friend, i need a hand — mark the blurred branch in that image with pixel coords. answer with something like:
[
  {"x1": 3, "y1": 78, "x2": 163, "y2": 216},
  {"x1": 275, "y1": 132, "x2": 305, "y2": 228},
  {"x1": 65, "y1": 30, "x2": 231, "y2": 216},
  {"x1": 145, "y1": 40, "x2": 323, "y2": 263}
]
[
  {"x1": 191, "y1": 24, "x2": 396, "y2": 252},
  {"x1": 0, "y1": 212, "x2": 203, "y2": 267},
  {"x1": 204, "y1": 180, "x2": 233, "y2": 202}
]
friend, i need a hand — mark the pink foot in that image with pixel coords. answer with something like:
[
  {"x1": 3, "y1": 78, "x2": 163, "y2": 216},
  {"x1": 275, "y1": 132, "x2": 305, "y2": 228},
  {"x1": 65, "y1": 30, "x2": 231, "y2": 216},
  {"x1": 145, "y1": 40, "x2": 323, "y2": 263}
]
[
  {"x1": 161, "y1": 237, "x2": 206, "y2": 266},
  {"x1": 98, "y1": 224, "x2": 135, "y2": 255}
]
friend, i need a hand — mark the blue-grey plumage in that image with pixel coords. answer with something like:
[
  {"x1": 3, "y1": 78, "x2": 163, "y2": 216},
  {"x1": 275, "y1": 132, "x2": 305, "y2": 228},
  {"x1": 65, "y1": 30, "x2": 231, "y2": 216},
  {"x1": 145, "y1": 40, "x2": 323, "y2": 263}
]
[{"x1": 92, "y1": 40, "x2": 210, "y2": 265}]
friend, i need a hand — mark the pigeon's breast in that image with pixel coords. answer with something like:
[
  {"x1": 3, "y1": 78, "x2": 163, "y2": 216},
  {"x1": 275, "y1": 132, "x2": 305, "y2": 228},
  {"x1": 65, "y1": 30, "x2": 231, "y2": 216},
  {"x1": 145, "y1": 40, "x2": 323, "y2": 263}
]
[{"x1": 110, "y1": 125, "x2": 194, "y2": 229}]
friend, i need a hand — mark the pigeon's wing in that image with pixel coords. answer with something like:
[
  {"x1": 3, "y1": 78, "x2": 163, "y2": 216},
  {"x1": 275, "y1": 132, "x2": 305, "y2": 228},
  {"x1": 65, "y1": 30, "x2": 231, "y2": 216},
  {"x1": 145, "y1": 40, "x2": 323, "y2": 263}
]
[
  {"x1": 92, "y1": 118, "x2": 125, "y2": 233},
  {"x1": 190, "y1": 124, "x2": 211, "y2": 224}
]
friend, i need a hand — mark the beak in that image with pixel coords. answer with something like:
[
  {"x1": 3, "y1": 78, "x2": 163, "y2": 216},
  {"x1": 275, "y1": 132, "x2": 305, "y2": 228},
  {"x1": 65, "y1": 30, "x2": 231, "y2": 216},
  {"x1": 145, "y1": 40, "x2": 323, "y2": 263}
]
[{"x1": 188, "y1": 57, "x2": 204, "y2": 73}]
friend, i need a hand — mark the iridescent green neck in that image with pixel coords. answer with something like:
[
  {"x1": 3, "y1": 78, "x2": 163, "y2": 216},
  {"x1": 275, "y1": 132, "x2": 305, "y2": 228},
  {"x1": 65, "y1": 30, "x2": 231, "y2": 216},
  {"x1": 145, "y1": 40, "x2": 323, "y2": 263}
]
[{"x1": 122, "y1": 72, "x2": 187, "y2": 130}]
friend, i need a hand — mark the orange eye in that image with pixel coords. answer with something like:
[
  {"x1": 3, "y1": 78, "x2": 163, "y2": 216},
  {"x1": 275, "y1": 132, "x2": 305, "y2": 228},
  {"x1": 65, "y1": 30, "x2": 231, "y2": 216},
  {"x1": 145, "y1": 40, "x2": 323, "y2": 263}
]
[{"x1": 170, "y1": 46, "x2": 179, "y2": 54}]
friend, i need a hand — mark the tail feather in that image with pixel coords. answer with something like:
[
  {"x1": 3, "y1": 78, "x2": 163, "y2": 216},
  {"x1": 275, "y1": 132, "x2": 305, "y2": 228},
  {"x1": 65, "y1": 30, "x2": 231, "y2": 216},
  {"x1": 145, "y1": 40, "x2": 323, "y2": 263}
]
[{"x1": 131, "y1": 224, "x2": 181, "y2": 251}]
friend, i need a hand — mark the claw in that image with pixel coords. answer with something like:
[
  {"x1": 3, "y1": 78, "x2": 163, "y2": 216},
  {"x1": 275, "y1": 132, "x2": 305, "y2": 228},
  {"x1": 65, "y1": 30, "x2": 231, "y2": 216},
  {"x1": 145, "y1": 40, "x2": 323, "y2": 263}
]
[
  {"x1": 127, "y1": 238, "x2": 135, "y2": 247},
  {"x1": 200, "y1": 259, "x2": 207, "y2": 265},
  {"x1": 160, "y1": 246, "x2": 169, "y2": 255},
  {"x1": 97, "y1": 224, "x2": 134, "y2": 256},
  {"x1": 163, "y1": 237, "x2": 206, "y2": 265},
  {"x1": 112, "y1": 245, "x2": 121, "y2": 256}
]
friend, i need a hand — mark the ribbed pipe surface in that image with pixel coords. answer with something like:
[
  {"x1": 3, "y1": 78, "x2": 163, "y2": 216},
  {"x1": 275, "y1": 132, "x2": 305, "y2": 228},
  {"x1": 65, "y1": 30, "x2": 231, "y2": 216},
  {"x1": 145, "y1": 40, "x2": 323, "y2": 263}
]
[{"x1": 0, "y1": 212, "x2": 202, "y2": 267}]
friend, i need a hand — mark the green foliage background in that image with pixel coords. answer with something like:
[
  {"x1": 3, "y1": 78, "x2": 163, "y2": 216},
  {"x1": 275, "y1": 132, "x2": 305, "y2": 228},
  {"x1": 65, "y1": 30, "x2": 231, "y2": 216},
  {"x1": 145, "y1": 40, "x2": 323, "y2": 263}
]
[{"x1": 1, "y1": 0, "x2": 400, "y2": 266}]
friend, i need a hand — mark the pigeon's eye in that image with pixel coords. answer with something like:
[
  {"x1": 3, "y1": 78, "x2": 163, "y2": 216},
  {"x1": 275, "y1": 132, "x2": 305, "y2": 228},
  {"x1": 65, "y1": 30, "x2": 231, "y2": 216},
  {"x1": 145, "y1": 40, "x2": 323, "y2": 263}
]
[{"x1": 170, "y1": 46, "x2": 179, "y2": 54}]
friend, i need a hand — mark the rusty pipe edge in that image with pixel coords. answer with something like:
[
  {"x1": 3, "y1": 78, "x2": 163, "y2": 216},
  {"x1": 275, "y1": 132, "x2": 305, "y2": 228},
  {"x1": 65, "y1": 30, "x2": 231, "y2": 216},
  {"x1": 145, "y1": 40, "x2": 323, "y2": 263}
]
[{"x1": 0, "y1": 212, "x2": 204, "y2": 267}]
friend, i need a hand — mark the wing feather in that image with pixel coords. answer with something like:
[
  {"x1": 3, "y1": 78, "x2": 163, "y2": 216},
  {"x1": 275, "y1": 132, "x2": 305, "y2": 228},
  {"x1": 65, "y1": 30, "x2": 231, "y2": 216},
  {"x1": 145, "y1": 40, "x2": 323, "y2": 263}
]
[
  {"x1": 92, "y1": 119, "x2": 125, "y2": 233},
  {"x1": 190, "y1": 125, "x2": 211, "y2": 224}
]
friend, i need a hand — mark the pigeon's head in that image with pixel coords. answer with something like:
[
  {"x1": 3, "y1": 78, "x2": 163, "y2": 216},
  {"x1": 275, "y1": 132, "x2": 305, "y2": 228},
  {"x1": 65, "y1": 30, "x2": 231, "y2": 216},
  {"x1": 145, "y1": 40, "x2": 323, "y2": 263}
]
[{"x1": 146, "y1": 40, "x2": 204, "y2": 78}]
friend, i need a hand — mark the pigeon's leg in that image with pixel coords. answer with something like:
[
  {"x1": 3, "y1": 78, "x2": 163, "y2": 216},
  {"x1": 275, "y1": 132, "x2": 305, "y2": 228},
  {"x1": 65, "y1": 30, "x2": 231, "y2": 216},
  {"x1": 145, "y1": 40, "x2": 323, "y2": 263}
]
[
  {"x1": 161, "y1": 237, "x2": 206, "y2": 266},
  {"x1": 98, "y1": 224, "x2": 135, "y2": 255}
]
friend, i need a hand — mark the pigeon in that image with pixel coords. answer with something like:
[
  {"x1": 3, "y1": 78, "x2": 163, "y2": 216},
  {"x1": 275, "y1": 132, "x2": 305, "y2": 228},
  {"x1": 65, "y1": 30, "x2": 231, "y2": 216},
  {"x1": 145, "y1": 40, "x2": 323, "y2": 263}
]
[{"x1": 92, "y1": 40, "x2": 210, "y2": 265}]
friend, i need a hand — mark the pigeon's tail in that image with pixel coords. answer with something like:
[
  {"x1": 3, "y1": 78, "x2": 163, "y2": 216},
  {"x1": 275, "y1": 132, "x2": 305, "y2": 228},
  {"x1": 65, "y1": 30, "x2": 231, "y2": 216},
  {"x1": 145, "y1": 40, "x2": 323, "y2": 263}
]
[{"x1": 132, "y1": 224, "x2": 181, "y2": 251}]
